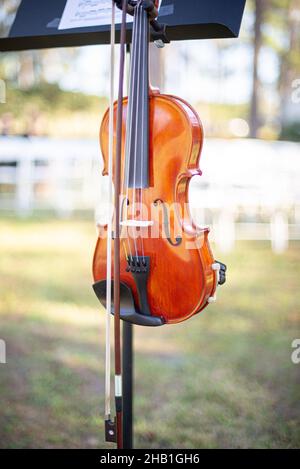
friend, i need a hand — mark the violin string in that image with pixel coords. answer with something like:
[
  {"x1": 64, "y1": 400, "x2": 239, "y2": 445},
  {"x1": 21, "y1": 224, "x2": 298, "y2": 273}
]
[
  {"x1": 132, "y1": 2, "x2": 142, "y2": 258},
  {"x1": 139, "y1": 5, "x2": 147, "y2": 263},
  {"x1": 105, "y1": 0, "x2": 115, "y2": 421},
  {"x1": 136, "y1": 1, "x2": 145, "y2": 260},
  {"x1": 131, "y1": 3, "x2": 142, "y2": 260},
  {"x1": 123, "y1": 1, "x2": 139, "y2": 262},
  {"x1": 129, "y1": 3, "x2": 142, "y2": 261}
]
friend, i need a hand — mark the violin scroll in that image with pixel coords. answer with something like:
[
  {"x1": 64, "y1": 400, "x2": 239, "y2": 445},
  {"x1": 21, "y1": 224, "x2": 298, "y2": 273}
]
[
  {"x1": 114, "y1": 0, "x2": 158, "y2": 18},
  {"x1": 114, "y1": 0, "x2": 169, "y2": 45}
]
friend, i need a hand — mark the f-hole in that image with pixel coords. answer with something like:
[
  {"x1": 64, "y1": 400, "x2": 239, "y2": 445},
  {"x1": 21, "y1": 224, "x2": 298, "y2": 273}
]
[{"x1": 154, "y1": 199, "x2": 182, "y2": 246}]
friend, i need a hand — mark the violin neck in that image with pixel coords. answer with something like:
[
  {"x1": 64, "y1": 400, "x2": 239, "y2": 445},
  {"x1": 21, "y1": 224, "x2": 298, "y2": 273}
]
[{"x1": 125, "y1": 3, "x2": 150, "y2": 190}]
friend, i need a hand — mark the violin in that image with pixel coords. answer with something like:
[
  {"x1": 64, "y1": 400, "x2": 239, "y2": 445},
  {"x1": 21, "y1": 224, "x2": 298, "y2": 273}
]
[{"x1": 93, "y1": 0, "x2": 226, "y2": 326}]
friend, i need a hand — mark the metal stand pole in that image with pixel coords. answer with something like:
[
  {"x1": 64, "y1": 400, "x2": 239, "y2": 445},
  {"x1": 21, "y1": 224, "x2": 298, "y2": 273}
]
[{"x1": 122, "y1": 321, "x2": 133, "y2": 449}]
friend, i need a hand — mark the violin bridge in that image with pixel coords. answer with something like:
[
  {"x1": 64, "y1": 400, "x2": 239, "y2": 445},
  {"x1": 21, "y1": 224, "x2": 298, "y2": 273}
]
[{"x1": 120, "y1": 220, "x2": 154, "y2": 228}]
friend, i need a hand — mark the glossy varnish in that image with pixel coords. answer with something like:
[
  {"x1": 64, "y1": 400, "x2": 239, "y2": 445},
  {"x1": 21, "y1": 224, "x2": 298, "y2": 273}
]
[{"x1": 93, "y1": 90, "x2": 217, "y2": 324}]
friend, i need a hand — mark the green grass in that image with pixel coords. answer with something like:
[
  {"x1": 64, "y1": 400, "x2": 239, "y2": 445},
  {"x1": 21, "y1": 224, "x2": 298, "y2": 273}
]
[{"x1": 0, "y1": 218, "x2": 299, "y2": 448}]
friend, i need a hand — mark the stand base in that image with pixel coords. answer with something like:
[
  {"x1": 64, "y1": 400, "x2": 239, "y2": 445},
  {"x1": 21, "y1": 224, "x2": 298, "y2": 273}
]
[{"x1": 93, "y1": 280, "x2": 164, "y2": 327}]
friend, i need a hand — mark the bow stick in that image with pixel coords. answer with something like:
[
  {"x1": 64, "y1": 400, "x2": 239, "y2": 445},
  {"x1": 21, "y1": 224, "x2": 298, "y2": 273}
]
[
  {"x1": 104, "y1": 0, "x2": 127, "y2": 449},
  {"x1": 113, "y1": 0, "x2": 128, "y2": 450},
  {"x1": 104, "y1": 0, "x2": 115, "y2": 443},
  {"x1": 106, "y1": 0, "x2": 163, "y2": 448}
]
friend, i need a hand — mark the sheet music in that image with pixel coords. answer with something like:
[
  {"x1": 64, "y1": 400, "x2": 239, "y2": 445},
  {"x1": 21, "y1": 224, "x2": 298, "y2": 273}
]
[{"x1": 59, "y1": 0, "x2": 162, "y2": 30}]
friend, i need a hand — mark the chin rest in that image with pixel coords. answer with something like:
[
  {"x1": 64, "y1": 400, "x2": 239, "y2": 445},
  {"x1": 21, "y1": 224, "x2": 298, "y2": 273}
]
[{"x1": 93, "y1": 280, "x2": 164, "y2": 327}]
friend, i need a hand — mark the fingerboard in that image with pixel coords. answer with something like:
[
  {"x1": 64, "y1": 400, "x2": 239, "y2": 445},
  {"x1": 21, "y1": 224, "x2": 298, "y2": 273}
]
[{"x1": 124, "y1": 4, "x2": 150, "y2": 190}]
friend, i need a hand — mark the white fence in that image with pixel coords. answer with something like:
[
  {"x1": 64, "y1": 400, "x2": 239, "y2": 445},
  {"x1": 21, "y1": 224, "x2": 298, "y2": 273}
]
[
  {"x1": 0, "y1": 136, "x2": 101, "y2": 217},
  {"x1": 0, "y1": 136, "x2": 300, "y2": 253}
]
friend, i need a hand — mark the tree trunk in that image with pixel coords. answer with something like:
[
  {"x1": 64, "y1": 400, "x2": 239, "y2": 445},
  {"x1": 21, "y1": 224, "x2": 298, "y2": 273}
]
[
  {"x1": 249, "y1": 0, "x2": 264, "y2": 138},
  {"x1": 279, "y1": 0, "x2": 300, "y2": 126}
]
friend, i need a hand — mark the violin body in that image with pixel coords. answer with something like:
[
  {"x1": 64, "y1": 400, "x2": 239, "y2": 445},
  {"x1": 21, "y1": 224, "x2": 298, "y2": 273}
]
[{"x1": 93, "y1": 89, "x2": 218, "y2": 325}]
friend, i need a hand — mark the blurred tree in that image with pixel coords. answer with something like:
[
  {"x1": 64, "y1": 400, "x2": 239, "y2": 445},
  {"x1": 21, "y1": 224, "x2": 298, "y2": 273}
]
[
  {"x1": 0, "y1": 0, "x2": 21, "y2": 37},
  {"x1": 249, "y1": 0, "x2": 266, "y2": 138},
  {"x1": 249, "y1": 0, "x2": 300, "y2": 138},
  {"x1": 0, "y1": 0, "x2": 79, "y2": 90},
  {"x1": 277, "y1": 0, "x2": 300, "y2": 125}
]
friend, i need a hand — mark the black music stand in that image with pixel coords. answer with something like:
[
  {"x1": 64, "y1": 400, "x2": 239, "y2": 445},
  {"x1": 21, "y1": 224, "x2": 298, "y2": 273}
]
[{"x1": 0, "y1": 0, "x2": 246, "y2": 449}]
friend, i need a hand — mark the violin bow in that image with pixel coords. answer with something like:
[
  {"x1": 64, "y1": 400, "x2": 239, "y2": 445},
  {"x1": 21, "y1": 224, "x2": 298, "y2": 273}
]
[
  {"x1": 106, "y1": 0, "x2": 160, "y2": 448},
  {"x1": 104, "y1": 0, "x2": 115, "y2": 444},
  {"x1": 105, "y1": 0, "x2": 160, "y2": 448},
  {"x1": 106, "y1": 0, "x2": 128, "y2": 450}
]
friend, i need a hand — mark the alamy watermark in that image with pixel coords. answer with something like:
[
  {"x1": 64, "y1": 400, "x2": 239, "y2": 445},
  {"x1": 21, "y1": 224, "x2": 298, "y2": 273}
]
[
  {"x1": 291, "y1": 339, "x2": 300, "y2": 364},
  {"x1": 97, "y1": 200, "x2": 209, "y2": 250},
  {"x1": 0, "y1": 78, "x2": 6, "y2": 104},
  {"x1": 291, "y1": 79, "x2": 300, "y2": 104},
  {"x1": 0, "y1": 339, "x2": 6, "y2": 364}
]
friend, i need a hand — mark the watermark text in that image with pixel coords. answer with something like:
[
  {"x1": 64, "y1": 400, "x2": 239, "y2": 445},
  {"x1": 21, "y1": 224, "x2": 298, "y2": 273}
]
[
  {"x1": 291, "y1": 338, "x2": 300, "y2": 364},
  {"x1": 0, "y1": 79, "x2": 6, "y2": 104},
  {"x1": 291, "y1": 79, "x2": 300, "y2": 104},
  {"x1": 0, "y1": 339, "x2": 6, "y2": 364}
]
